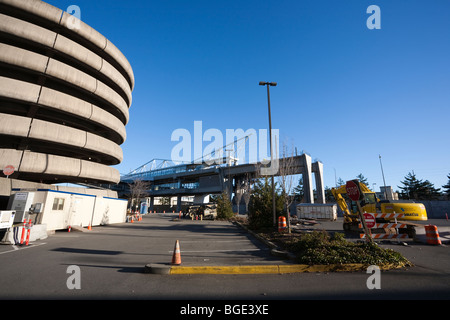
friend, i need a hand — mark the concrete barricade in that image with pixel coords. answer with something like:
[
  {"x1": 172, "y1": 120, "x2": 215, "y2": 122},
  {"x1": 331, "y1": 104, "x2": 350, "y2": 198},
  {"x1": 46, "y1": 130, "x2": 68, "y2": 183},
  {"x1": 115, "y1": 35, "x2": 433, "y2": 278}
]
[{"x1": 1, "y1": 224, "x2": 48, "y2": 245}]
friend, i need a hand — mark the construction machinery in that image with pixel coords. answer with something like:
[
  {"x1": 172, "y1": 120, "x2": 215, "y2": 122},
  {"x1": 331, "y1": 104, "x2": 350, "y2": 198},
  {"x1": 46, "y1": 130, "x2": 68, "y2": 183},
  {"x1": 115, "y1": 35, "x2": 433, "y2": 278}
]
[
  {"x1": 331, "y1": 182, "x2": 427, "y2": 237},
  {"x1": 186, "y1": 204, "x2": 217, "y2": 220}
]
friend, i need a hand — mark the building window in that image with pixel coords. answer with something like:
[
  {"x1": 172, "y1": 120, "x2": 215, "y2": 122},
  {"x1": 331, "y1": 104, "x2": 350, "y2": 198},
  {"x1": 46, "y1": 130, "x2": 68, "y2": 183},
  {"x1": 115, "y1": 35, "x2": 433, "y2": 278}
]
[{"x1": 52, "y1": 198, "x2": 65, "y2": 210}]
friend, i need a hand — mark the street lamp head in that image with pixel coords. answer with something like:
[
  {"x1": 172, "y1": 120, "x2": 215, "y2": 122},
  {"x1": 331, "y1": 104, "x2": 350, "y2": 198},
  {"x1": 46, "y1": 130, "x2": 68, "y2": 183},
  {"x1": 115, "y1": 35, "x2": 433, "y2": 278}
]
[{"x1": 259, "y1": 81, "x2": 277, "y2": 86}]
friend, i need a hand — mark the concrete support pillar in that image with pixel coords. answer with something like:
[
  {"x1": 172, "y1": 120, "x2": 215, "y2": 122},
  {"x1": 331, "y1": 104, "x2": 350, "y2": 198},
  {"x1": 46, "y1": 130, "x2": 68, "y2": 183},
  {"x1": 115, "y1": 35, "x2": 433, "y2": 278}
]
[
  {"x1": 313, "y1": 161, "x2": 325, "y2": 204},
  {"x1": 240, "y1": 177, "x2": 251, "y2": 214},
  {"x1": 302, "y1": 154, "x2": 314, "y2": 204},
  {"x1": 233, "y1": 176, "x2": 242, "y2": 214},
  {"x1": 149, "y1": 196, "x2": 154, "y2": 212},
  {"x1": 176, "y1": 195, "x2": 181, "y2": 213},
  {"x1": 226, "y1": 178, "x2": 233, "y2": 200}
]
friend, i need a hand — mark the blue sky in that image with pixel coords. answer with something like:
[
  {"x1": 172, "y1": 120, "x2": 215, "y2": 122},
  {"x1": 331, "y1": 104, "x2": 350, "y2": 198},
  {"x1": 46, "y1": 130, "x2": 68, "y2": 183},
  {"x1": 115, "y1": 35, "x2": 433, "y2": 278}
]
[{"x1": 47, "y1": 0, "x2": 450, "y2": 191}]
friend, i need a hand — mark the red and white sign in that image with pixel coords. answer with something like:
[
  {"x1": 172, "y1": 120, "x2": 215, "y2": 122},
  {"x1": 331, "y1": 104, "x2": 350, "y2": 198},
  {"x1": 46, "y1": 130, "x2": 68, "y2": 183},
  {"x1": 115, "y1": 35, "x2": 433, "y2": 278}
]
[
  {"x1": 346, "y1": 180, "x2": 362, "y2": 201},
  {"x1": 363, "y1": 212, "x2": 376, "y2": 228},
  {"x1": 3, "y1": 165, "x2": 14, "y2": 176}
]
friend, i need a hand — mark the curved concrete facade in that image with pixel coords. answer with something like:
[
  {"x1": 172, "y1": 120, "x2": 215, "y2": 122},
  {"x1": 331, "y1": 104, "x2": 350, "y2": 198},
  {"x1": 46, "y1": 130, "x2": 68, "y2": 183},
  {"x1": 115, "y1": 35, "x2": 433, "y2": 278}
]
[{"x1": 0, "y1": 0, "x2": 134, "y2": 184}]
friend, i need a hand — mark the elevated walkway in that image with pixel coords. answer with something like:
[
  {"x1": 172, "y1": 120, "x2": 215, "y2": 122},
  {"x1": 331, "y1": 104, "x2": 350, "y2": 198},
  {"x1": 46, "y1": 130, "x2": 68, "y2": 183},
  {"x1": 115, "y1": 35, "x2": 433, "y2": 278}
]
[{"x1": 114, "y1": 154, "x2": 325, "y2": 212}]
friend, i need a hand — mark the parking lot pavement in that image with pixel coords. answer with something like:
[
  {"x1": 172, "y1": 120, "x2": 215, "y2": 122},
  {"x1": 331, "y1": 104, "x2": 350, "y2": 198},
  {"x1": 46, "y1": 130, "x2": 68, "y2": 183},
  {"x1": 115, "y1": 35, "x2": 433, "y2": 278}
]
[
  {"x1": 142, "y1": 215, "x2": 450, "y2": 274},
  {"x1": 138, "y1": 213, "x2": 294, "y2": 268},
  {"x1": 0, "y1": 212, "x2": 449, "y2": 300},
  {"x1": 0, "y1": 212, "x2": 296, "y2": 298}
]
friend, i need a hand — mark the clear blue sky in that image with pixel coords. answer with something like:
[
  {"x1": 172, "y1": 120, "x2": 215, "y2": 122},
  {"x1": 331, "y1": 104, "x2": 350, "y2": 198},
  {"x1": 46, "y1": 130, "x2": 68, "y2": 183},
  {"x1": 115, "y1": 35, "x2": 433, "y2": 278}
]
[{"x1": 47, "y1": 0, "x2": 450, "y2": 192}]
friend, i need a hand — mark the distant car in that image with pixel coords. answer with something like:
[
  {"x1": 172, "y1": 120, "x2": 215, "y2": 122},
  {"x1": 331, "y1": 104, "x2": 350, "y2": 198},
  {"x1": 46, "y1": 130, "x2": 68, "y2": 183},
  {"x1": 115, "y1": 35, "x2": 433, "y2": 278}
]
[{"x1": 186, "y1": 204, "x2": 217, "y2": 220}]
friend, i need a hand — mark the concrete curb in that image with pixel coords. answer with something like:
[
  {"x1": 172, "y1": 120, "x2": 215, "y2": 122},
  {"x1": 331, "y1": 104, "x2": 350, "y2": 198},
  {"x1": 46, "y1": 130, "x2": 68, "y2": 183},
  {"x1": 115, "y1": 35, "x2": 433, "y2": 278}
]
[
  {"x1": 144, "y1": 262, "x2": 405, "y2": 275},
  {"x1": 144, "y1": 263, "x2": 171, "y2": 275}
]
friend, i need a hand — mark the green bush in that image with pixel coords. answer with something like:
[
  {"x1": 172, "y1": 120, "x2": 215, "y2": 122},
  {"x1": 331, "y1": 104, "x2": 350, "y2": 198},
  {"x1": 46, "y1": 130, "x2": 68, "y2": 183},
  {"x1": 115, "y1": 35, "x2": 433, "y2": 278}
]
[
  {"x1": 216, "y1": 192, "x2": 234, "y2": 220},
  {"x1": 248, "y1": 178, "x2": 284, "y2": 230},
  {"x1": 278, "y1": 231, "x2": 411, "y2": 266}
]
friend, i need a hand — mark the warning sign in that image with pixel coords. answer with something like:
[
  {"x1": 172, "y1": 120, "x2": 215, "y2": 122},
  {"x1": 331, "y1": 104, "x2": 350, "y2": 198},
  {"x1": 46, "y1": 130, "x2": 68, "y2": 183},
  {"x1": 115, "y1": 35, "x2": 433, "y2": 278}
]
[{"x1": 363, "y1": 212, "x2": 376, "y2": 228}]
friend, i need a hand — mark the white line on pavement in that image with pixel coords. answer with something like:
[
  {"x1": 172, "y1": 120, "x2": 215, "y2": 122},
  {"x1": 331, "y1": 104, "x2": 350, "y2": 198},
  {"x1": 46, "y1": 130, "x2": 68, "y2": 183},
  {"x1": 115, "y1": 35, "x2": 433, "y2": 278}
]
[{"x1": 0, "y1": 242, "x2": 47, "y2": 255}]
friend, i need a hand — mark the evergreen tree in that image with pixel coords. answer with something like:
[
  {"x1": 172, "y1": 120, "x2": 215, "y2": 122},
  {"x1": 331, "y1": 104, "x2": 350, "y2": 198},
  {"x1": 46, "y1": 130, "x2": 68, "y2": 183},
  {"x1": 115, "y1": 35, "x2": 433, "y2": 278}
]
[
  {"x1": 356, "y1": 173, "x2": 369, "y2": 186},
  {"x1": 216, "y1": 192, "x2": 234, "y2": 220},
  {"x1": 336, "y1": 177, "x2": 345, "y2": 187},
  {"x1": 324, "y1": 186, "x2": 334, "y2": 203},
  {"x1": 398, "y1": 171, "x2": 441, "y2": 200},
  {"x1": 419, "y1": 180, "x2": 441, "y2": 200},
  {"x1": 443, "y1": 174, "x2": 450, "y2": 199},
  {"x1": 293, "y1": 177, "x2": 304, "y2": 202},
  {"x1": 248, "y1": 178, "x2": 284, "y2": 230},
  {"x1": 398, "y1": 172, "x2": 420, "y2": 199}
]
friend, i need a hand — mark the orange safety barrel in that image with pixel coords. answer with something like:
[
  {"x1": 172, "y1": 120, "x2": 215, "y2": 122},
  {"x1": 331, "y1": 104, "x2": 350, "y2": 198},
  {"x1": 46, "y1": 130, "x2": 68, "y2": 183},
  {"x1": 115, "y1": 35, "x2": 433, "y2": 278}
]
[
  {"x1": 278, "y1": 216, "x2": 287, "y2": 232},
  {"x1": 425, "y1": 225, "x2": 441, "y2": 245}
]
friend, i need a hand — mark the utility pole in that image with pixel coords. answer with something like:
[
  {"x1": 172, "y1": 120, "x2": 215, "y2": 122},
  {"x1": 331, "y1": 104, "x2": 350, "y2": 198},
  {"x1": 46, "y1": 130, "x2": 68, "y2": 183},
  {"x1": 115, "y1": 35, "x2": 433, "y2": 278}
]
[
  {"x1": 379, "y1": 154, "x2": 388, "y2": 200},
  {"x1": 259, "y1": 81, "x2": 277, "y2": 226}
]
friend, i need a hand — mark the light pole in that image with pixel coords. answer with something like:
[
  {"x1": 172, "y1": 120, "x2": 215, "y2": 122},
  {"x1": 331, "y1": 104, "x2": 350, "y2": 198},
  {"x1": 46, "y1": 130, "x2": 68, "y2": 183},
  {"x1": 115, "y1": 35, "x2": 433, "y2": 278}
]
[
  {"x1": 259, "y1": 81, "x2": 277, "y2": 226},
  {"x1": 379, "y1": 154, "x2": 388, "y2": 200}
]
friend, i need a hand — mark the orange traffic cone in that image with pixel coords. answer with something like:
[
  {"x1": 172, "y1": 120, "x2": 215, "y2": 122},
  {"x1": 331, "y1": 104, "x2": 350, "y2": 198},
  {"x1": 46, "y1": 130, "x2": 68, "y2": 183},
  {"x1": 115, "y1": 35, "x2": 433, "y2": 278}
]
[
  {"x1": 87, "y1": 223, "x2": 92, "y2": 231},
  {"x1": 425, "y1": 225, "x2": 442, "y2": 245},
  {"x1": 171, "y1": 240, "x2": 181, "y2": 265},
  {"x1": 68, "y1": 226, "x2": 71, "y2": 232}
]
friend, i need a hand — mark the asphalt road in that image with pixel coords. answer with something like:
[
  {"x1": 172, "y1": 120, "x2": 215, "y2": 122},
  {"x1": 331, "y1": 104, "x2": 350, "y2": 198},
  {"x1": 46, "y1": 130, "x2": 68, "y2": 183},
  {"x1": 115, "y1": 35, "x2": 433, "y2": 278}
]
[{"x1": 0, "y1": 213, "x2": 449, "y2": 304}]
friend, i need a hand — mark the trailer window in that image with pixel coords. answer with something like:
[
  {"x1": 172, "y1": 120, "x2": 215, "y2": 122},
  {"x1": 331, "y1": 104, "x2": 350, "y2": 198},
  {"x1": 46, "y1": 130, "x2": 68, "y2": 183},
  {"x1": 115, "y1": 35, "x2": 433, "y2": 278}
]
[{"x1": 52, "y1": 198, "x2": 65, "y2": 210}]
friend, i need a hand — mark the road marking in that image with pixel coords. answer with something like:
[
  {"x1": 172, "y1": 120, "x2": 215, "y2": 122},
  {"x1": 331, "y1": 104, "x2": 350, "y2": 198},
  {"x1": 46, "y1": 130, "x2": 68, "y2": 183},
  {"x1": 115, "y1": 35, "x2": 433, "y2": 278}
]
[{"x1": 0, "y1": 242, "x2": 46, "y2": 255}]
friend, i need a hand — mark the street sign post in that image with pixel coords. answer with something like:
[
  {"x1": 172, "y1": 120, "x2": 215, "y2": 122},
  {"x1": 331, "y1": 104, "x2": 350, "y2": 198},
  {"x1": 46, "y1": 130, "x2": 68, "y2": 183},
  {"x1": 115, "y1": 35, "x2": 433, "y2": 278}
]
[
  {"x1": 346, "y1": 179, "x2": 373, "y2": 243},
  {"x1": 363, "y1": 212, "x2": 376, "y2": 229},
  {"x1": 3, "y1": 165, "x2": 14, "y2": 178},
  {"x1": 346, "y1": 179, "x2": 363, "y2": 201}
]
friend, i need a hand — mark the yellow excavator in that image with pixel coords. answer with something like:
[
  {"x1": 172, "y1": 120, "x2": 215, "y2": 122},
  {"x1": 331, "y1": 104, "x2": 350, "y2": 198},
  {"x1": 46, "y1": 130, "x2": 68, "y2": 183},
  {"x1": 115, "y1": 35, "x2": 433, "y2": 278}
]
[{"x1": 331, "y1": 182, "x2": 427, "y2": 237}]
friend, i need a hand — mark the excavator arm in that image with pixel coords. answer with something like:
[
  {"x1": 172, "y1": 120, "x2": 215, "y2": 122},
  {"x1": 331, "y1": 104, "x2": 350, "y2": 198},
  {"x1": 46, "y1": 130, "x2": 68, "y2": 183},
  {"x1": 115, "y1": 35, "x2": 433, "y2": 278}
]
[{"x1": 331, "y1": 185, "x2": 355, "y2": 224}]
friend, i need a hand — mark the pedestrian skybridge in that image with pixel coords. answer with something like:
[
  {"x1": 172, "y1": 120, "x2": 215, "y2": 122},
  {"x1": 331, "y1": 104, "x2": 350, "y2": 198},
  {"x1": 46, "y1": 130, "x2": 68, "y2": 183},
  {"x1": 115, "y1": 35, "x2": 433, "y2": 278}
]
[{"x1": 115, "y1": 153, "x2": 325, "y2": 213}]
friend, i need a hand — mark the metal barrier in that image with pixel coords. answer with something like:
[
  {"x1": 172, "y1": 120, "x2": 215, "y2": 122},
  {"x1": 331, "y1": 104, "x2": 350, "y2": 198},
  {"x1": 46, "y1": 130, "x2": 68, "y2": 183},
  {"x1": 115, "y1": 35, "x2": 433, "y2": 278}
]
[{"x1": 359, "y1": 213, "x2": 410, "y2": 240}]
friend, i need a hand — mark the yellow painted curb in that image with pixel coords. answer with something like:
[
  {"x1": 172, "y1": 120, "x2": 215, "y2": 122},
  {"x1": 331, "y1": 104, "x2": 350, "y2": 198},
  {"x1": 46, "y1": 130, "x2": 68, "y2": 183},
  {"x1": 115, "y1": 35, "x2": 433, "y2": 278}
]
[
  {"x1": 168, "y1": 264, "x2": 374, "y2": 275},
  {"x1": 145, "y1": 262, "x2": 409, "y2": 275},
  {"x1": 170, "y1": 265, "x2": 279, "y2": 275}
]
